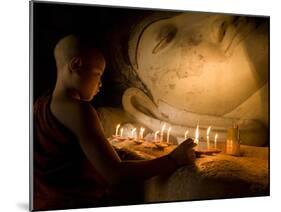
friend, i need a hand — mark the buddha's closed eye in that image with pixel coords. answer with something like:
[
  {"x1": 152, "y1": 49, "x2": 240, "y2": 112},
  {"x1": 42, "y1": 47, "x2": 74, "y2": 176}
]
[
  {"x1": 152, "y1": 24, "x2": 177, "y2": 54},
  {"x1": 212, "y1": 19, "x2": 229, "y2": 43}
]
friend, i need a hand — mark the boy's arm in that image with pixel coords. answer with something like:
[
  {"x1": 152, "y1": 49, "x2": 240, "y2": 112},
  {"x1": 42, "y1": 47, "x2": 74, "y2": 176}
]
[{"x1": 51, "y1": 100, "x2": 192, "y2": 185}]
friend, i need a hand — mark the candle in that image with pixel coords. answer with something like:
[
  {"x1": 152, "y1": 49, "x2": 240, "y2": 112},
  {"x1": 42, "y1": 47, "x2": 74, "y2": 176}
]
[
  {"x1": 160, "y1": 123, "x2": 166, "y2": 142},
  {"x1": 139, "y1": 127, "x2": 142, "y2": 139},
  {"x1": 184, "y1": 130, "x2": 189, "y2": 140},
  {"x1": 154, "y1": 130, "x2": 160, "y2": 142},
  {"x1": 120, "y1": 128, "x2": 124, "y2": 137},
  {"x1": 115, "y1": 123, "x2": 120, "y2": 136},
  {"x1": 131, "y1": 128, "x2": 136, "y2": 139},
  {"x1": 195, "y1": 122, "x2": 199, "y2": 144},
  {"x1": 167, "y1": 127, "x2": 171, "y2": 144},
  {"x1": 139, "y1": 127, "x2": 145, "y2": 139},
  {"x1": 206, "y1": 126, "x2": 211, "y2": 149},
  {"x1": 214, "y1": 133, "x2": 218, "y2": 149}
]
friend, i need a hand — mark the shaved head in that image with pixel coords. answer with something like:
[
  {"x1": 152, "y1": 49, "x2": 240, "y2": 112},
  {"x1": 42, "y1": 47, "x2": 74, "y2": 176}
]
[
  {"x1": 54, "y1": 35, "x2": 105, "y2": 71},
  {"x1": 52, "y1": 34, "x2": 106, "y2": 101}
]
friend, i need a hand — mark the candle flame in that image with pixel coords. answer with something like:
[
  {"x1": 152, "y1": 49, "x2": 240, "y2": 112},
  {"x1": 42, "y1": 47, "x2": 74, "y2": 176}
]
[
  {"x1": 120, "y1": 128, "x2": 124, "y2": 137},
  {"x1": 206, "y1": 126, "x2": 212, "y2": 136},
  {"x1": 167, "y1": 127, "x2": 171, "y2": 144},
  {"x1": 195, "y1": 123, "x2": 199, "y2": 143},
  {"x1": 115, "y1": 123, "x2": 121, "y2": 136},
  {"x1": 214, "y1": 133, "x2": 218, "y2": 149},
  {"x1": 184, "y1": 130, "x2": 189, "y2": 139},
  {"x1": 161, "y1": 124, "x2": 166, "y2": 131},
  {"x1": 215, "y1": 133, "x2": 218, "y2": 142},
  {"x1": 167, "y1": 127, "x2": 171, "y2": 133},
  {"x1": 139, "y1": 127, "x2": 145, "y2": 139},
  {"x1": 154, "y1": 130, "x2": 160, "y2": 142},
  {"x1": 131, "y1": 128, "x2": 136, "y2": 138}
]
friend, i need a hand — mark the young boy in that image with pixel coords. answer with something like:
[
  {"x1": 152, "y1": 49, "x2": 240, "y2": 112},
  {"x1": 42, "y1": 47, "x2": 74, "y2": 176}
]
[{"x1": 33, "y1": 35, "x2": 196, "y2": 210}]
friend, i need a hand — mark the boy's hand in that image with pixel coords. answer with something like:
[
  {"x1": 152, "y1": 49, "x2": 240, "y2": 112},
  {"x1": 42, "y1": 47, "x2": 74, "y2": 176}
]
[{"x1": 169, "y1": 138, "x2": 196, "y2": 167}]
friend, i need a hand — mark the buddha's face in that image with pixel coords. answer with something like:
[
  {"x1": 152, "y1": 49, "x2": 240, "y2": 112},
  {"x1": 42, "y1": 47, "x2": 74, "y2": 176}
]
[{"x1": 133, "y1": 13, "x2": 268, "y2": 116}]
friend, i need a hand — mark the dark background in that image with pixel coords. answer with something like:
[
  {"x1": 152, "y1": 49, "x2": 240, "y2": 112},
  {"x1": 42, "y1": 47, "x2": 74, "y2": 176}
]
[{"x1": 32, "y1": 2, "x2": 153, "y2": 107}]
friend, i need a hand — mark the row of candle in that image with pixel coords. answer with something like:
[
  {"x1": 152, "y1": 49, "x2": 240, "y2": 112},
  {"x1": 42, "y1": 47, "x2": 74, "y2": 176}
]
[
  {"x1": 115, "y1": 124, "x2": 145, "y2": 139},
  {"x1": 194, "y1": 123, "x2": 219, "y2": 149},
  {"x1": 114, "y1": 122, "x2": 219, "y2": 149},
  {"x1": 156, "y1": 124, "x2": 171, "y2": 143}
]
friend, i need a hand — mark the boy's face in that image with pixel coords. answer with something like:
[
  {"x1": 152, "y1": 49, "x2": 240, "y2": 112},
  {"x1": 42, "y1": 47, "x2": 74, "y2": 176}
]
[{"x1": 75, "y1": 51, "x2": 105, "y2": 101}]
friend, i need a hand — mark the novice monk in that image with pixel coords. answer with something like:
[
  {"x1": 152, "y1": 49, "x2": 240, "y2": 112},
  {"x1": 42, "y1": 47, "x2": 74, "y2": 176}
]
[{"x1": 33, "y1": 35, "x2": 196, "y2": 210}]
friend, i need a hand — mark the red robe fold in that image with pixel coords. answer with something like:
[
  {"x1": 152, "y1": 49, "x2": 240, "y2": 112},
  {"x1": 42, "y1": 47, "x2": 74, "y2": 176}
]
[{"x1": 33, "y1": 92, "x2": 109, "y2": 210}]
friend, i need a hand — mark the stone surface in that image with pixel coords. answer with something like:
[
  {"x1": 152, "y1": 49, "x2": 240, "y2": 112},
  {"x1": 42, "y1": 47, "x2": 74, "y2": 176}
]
[{"x1": 108, "y1": 138, "x2": 268, "y2": 202}]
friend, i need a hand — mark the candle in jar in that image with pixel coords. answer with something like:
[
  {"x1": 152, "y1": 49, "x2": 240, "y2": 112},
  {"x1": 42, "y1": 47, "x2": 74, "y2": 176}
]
[
  {"x1": 184, "y1": 130, "x2": 189, "y2": 140},
  {"x1": 160, "y1": 123, "x2": 166, "y2": 142},
  {"x1": 167, "y1": 127, "x2": 171, "y2": 144},
  {"x1": 115, "y1": 124, "x2": 120, "y2": 136},
  {"x1": 154, "y1": 130, "x2": 160, "y2": 142}
]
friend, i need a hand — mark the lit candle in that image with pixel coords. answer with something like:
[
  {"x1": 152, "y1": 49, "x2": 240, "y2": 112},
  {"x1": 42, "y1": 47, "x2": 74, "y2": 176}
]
[
  {"x1": 120, "y1": 128, "x2": 124, "y2": 137},
  {"x1": 195, "y1": 122, "x2": 199, "y2": 144},
  {"x1": 139, "y1": 127, "x2": 142, "y2": 139},
  {"x1": 115, "y1": 123, "x2": 120, "y2": 136},
  {"x1": 214, "y1": 133, "x2": 218, "y2": 149},
  {"x1": 206, "y1": 126, "x2": 211, "y2": 149},
  {"x1": 160, "y1": 123, "x2": 166, "y2": 142},
  {"x1": 139, "y1": 127, "x2": 145, "y2": 139},
  {"x1": 154, "y1": 130, "x2": 160, "y2": 142},
  {"x1": 131, "y1": 128, "x2": 136, "y2": 139},
  {"x1": 167, "y1": 127, "x2": 171, "y2": 144},
  {"x1": 184, "y1": 130, "x2": 189, "y2": 140}
]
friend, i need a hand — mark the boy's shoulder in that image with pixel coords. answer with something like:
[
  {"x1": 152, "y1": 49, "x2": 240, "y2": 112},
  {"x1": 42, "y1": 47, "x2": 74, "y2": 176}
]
[{"x1": 50, "y1": 94, "x2": 99, "y2": 130}]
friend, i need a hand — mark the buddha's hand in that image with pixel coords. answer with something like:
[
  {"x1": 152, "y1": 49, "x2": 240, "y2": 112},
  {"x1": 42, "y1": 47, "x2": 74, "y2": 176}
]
[{"x1": 168, "y1": 138, "x2": 197, "y2": 167}]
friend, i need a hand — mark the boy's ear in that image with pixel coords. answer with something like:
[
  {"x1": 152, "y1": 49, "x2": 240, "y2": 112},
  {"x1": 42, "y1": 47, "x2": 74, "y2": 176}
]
[{"x1": 69, "y1": 57, "x2": 83, "y2": 73}]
